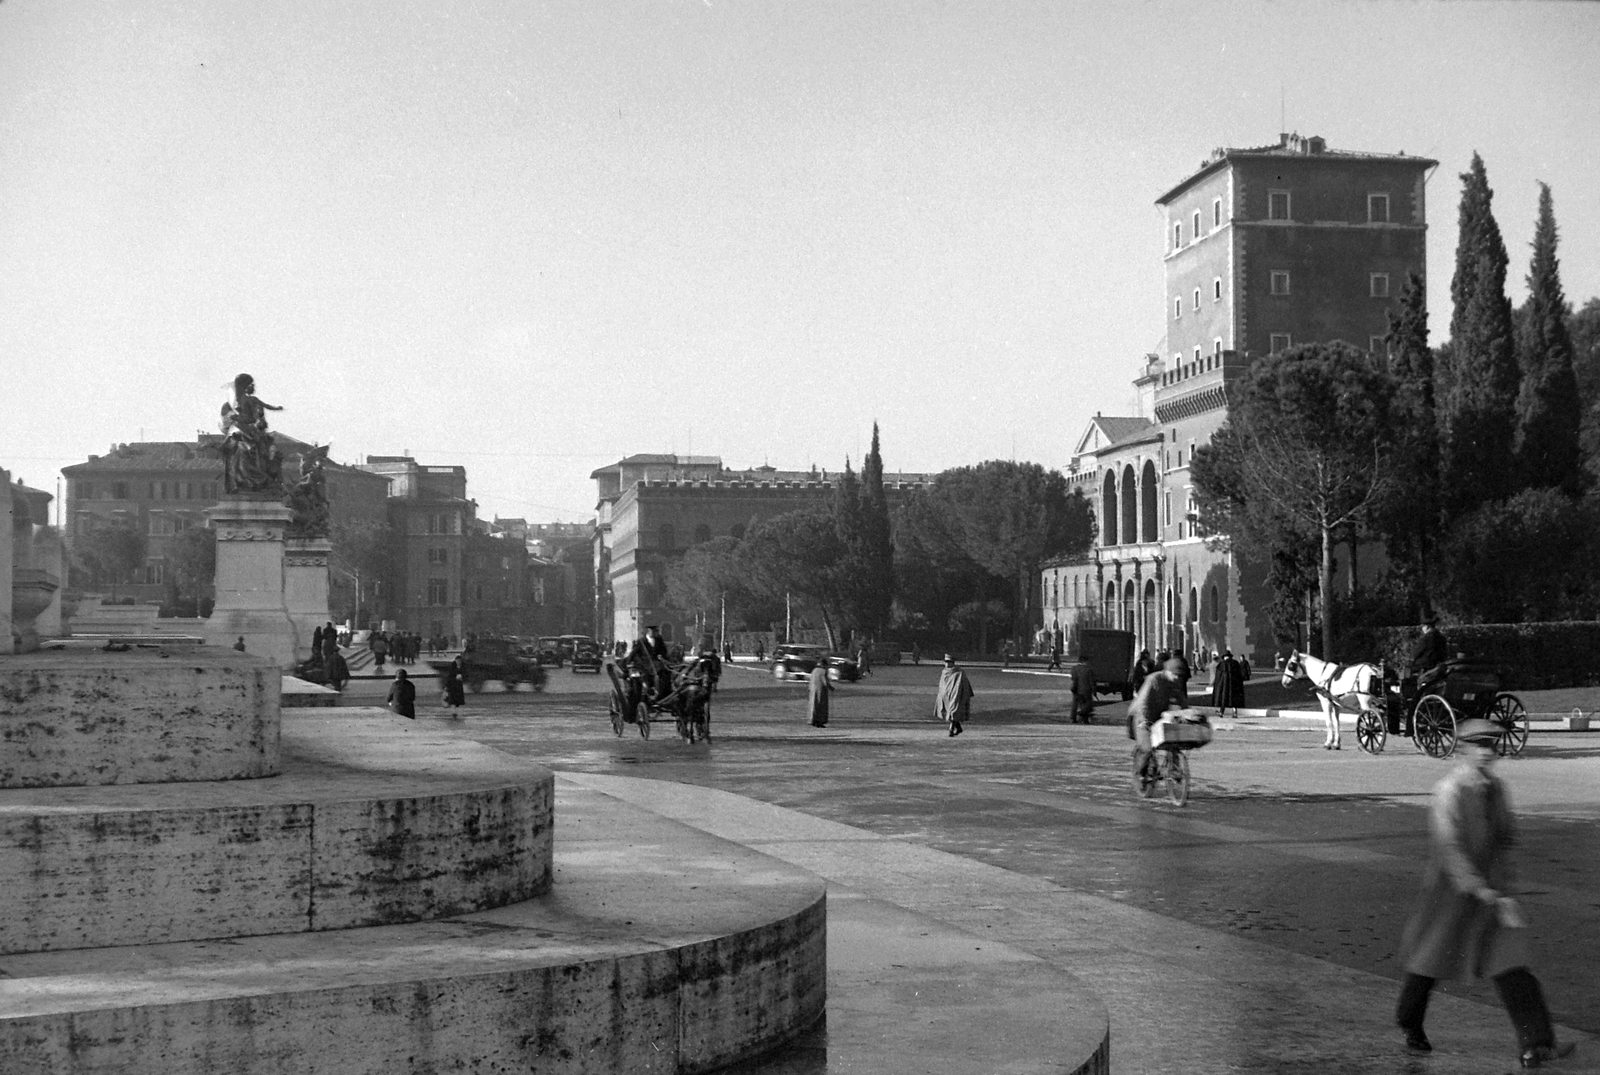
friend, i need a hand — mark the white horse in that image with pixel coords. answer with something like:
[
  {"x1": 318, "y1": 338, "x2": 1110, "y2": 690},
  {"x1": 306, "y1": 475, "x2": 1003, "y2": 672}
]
[{"x1": 1281, "y1": 651, "x2": 1384, "y2": 750}]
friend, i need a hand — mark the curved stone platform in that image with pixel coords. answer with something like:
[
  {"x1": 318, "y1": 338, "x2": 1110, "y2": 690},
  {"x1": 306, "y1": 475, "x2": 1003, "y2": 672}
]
[
  {"x1": 0, "y1": 779, "x2": 827, "y2": 1075},
  {"x1": 0, "y1": 648, "x2": 280, "y2": 788},
  {"x1": 0, "y1": 710, "x2": 553, "y2": 953}
]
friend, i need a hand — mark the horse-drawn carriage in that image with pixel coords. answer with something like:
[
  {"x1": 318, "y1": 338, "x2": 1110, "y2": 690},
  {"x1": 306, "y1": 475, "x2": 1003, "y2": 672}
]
[
  {"x1": 605, "y1": 651, "x2": 716, "y2": 743},
  {"x1": 1282, "y1": 651, "x2": 1528, "y2": 759}
]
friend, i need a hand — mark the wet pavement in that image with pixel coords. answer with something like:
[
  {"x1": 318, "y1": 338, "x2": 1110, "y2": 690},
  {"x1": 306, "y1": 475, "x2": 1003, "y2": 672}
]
[{"x1": 342, "y1": 663, "x2": 1600, "y2": 1073}]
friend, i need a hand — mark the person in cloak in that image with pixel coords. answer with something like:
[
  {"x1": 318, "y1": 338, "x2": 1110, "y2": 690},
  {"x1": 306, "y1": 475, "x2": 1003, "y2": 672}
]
[
  {"x1": 1395, "y1": 719, "x2": 1573, "y2": 1067},
  {"x1": 807, "y1": 659, "x2": 831, "y2": 728},
  {"x1": 441, "y1": 655, "x2": 467, "y2": 714},
  {"x1": 386, "y1": 668, "x2": 416, "y2": 720},
  {"x1": 935, "y1": 654, "x2": 974, "y2": 737},
  {"x1": 1210, "y1": 649, "x2": 1246, "y2": 717}
]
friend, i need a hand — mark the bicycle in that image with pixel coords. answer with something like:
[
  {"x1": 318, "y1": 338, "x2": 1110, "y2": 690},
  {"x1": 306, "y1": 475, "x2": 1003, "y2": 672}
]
[{"x1": 1132, "y1": 710, "x2": 1212, "y2": 807}]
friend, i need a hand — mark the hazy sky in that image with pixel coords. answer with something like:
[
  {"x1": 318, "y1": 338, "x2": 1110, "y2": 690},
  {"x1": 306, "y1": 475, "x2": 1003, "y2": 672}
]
[{"x1": 3, "y1": 1, "x2": 1598, "y2": 523}]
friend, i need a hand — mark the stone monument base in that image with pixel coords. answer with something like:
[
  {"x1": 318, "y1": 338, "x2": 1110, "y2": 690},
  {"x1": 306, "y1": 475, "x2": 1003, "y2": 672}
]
[{"x1": 205, "y1": 497, "x2": 296, "y2": 668}]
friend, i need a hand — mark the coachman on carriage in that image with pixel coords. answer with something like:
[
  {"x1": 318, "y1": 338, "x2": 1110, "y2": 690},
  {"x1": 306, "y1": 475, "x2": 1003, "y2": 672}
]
[{"x1": 606, "y1": 644, "x2": 716, "y2": 743}]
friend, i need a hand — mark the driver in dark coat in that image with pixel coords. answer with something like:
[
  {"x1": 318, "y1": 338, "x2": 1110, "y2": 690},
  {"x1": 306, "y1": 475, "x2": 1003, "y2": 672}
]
[{"x1": 1410, "y1": 612, "x2": 1450, "y2": 692}]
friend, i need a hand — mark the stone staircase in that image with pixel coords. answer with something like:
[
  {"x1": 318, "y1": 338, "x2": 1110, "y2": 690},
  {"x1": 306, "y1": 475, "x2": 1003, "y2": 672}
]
[{"x1": 0, "y1": 647, "x2": 824, "y2": 1074}]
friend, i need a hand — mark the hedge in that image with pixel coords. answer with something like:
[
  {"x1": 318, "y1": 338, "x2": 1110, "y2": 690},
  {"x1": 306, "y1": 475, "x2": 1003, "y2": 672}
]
[{"x1": 1374, "y1": 622, "x2": 1600, "y2": 691}]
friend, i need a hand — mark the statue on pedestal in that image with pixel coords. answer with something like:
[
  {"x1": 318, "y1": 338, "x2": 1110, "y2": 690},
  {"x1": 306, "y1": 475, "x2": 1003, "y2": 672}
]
[
  {"x1": 219, "y1": 373, "x2": 283, "y2": 495},
  {"x1": 284, "y1": 445, "x2": 331, "y2": 538}
]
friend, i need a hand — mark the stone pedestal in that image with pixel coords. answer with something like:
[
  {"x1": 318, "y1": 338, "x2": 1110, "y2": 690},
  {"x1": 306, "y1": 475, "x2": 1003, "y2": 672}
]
[
  {"x1": 205, "y1": 497, "x2": 296, "y2": 669},
  {"x1": 284, "y1": 537, "x2": 332, "y2": 663}
]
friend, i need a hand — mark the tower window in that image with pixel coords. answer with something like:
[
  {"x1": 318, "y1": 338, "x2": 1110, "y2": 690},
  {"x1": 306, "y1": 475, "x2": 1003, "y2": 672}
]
[
  {"x1": 1192, "y1": 288, "x2": 1201, "y2": 311},
  {"x1": 1173, "y1": 222, "x2": 1183, "y2": 249},
  {"x1": 1213, "y1": 197, "x2": 1223, "y2": 228},
  {"x1": 1213, "y1": 277, "x2": 1222, "y2": 301},
  {"x1": 1370, "y1": 272, "x2": 1391, "y2": 298},
  {"x1": 1268, "y1": 190, "x2": 1291, "y2": 220},
  {"x1": 1368, "y1": 193, "x2": 1390, "y2": 223},
  {"x1": 1174, "y1": 297, "x2": 1182, "y2": 320},
  {"x1": 1270, "y1": 271, "x2": 1291, "y2": 296},
  {"x1": 1192, "y1": 210, "x2": 1201, "y2": 238},
  {"x1": 1214, "y1": 338, "x2": 1223, "y2": 356}
]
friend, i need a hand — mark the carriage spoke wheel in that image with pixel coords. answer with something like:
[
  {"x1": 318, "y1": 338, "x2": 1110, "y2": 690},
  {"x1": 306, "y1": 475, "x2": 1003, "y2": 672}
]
[
  {"x1": 636, "y1": 701, "x2": 652, "y2": 740},
  {"x1": 609, "y1": 698, "x2": 625, "y2": 737},
  {"x1": 1133, "y1": 748, "x2": 1159, "y2": 799},
  {"x1": 1355, "y1": 709, "x2": 1387, "y2": 755},
  {"x1": 1414, "y1": 695, "x2": 1456, "y2": 759},
  {"x1": 1490, "y1": 694, "x2": 1529, "y2": 757},
  {"x1": 1164, "y1": 749, "x2": 1190, "y2": 806}
]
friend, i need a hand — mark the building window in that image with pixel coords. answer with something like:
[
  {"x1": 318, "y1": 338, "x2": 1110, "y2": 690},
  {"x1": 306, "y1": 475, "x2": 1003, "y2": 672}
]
[
  {"x1": 428, "y1": 547, "x2": 447, "y2": 565},
  {"x1": 1370, "y1": 272, "x2": 1391, "y2": 298},
  {"x1": 1268, "y1": 190, "x2": 1290, "y2": 221},
  {"x1": 1213, "y1": 337, "x2": 1223, "y2": 356},
  {"x1": 730, "y1": 523, "x2": 746, "y2": 539},
  {"x1": 1192, "y1": 288, "x2": 1201, "y2": 311},
  {"x1": 1164, "y1": 492, "x2": 1171, "y2": 527},
  {"x1": 1193, "y1": 346, "x2": 1201, "y2": 364},
  {"x1": 1270, "y1": 333, "x2": 1291, "y2": 353},
  {"x1": 111, "y1": 481, "x2": 128, "y2": 500},
  {"x1": 144, "y1": 563, "x2": 164, "y2": 585},
  {"x1": 1173, "y1": 297, "x2": 1182, "y2": 320},
  {"x1": 1192, "y1": 210, "x2": 1201, "y2": 238},
  {"x1": 1210, "y1": 584, "x2": 1220, "y2": 622},
  {"x1": 1213, "y1": 197, "x2": 1223, "y2": 228},
  {"x1": 1368, "y1": 193, "x2": 1390, "y2": 223},
  {"x1": 427, "y1": 579, "x2": 448, "y2": 605},
  {"x1": 1173, "y1": 222, "x2": 1182, "y2": 249},
  {"x1": 1270, "y1": 270, "x2": 1291, "y2": 296},
  {"x1": 1213, "y1": 277, "x2": 1222, "y2": 301},
  {"x1": 693, "y1": 524, "x2": 711, "y2": 544}
]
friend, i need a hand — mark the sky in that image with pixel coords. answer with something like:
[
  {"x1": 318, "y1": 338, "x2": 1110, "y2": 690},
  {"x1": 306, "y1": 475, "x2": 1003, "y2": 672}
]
[{"x1": 3, "y1": 1, "x2": 1598, "y2": 524}]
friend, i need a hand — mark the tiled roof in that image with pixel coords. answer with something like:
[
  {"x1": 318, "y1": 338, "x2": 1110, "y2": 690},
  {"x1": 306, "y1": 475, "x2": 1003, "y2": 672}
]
[
  {"x1": 1157, "y1": 134, "x2": 1437, "y2": 205},
  {"x1": 60, "y1": 435, "x2": 378, "y2": 478}
]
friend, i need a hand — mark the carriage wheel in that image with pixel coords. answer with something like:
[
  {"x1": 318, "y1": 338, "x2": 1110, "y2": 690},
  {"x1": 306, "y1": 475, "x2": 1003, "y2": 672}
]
[
  {"x1": 1414, "y1": 695, "x2": 1456, "y2": 759},
  {"x1": 1133, "y1": 748, "x2": 1159, "y2": 798},
  {"x1": 609, "y1": 697, "x2": 625, "y2": 737},
  {"x1": 1164, "y1": 750, "x2": 1190, "y2": 807},
  {"x1": 636, "y1": 701, "x2": 652, "y2": 740},
  {"x1": 1490, "y1": 694, "x2": 1529, "y2": 757},
  {"x1": 1355, "y1": 709, "x2": 1387, "y2": 755}
]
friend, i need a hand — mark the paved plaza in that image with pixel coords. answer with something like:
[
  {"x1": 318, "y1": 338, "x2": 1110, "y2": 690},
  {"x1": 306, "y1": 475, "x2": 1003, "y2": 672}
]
[{"x1": 343, "y1": 663, "x2": 1600, "y2": 1073}]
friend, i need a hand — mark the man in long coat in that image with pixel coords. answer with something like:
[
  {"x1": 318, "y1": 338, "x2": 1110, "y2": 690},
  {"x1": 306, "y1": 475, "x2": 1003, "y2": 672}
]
[
  {"x1": 1395, "y1": 719, "x2": 1572, "y2": 1066},
  {"x1": 807, "y1": 661, "x2": 831, "y2": 727},
  {"x1": 935, "y1": 655, "x2": 974, "y2": 737},
  {"x1": 1210, "y1": 650, "x2": 1246, "y2": 716}
]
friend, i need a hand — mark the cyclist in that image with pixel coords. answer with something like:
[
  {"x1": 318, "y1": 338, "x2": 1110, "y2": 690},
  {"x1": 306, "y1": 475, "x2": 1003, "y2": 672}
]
[{"x1": 1130, "y1": 656, "x2": 1188, "y2": 776}]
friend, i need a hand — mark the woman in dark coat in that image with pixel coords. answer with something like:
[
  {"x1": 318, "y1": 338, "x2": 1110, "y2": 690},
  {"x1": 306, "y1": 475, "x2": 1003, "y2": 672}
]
[
  {"x1": 441, "y1": 656, "x2": 467, "y2": 713},
  {"x1": 386, "y1": 669, "x2": 416, "y2": 720},
  {"x1": 807, "y1": 662, "x2": 831, "y2": 727},
  {"x1": 1210, "y1": 650, "x2": 1246, "y2": 716}
]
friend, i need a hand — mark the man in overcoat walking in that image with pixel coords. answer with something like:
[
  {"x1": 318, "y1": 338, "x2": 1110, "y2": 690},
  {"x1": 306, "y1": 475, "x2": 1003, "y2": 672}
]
[
  {"x1": 1395, "y1": 719, "x2": 1573, "y2": 1067},
  {"x1": 935, "y1": 655, "x2": 974, "y2": 737}
]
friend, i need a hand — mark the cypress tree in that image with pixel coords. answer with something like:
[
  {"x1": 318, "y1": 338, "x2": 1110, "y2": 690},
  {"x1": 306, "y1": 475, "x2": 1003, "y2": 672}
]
[
  {"x1": 1514, "y1": 182, "x2": 1584, "y2": 493},
  {"x1": 858, "y1": 424, "x2": 895, "y2": 635},
  {"x1": 1437, "y1": 153, "x2": 1520, "y2": 516},
  {"x1": 1381, "y1": 273, "x2": 1437, "y2": 603}
]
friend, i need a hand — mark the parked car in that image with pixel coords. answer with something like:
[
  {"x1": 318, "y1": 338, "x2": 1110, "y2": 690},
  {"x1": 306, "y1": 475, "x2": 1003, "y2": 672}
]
[
  {"x1": 432, "y1": 636, "x2": 548, "y2": 693},
  {"x1": 534, "y1": 636, "x2": 564, "y2": 667},
  {"x1": 771, "y1": 644, "x2": 859, "y2": 682},
  {"x1": 569, "y1": 639, "x2": 603, "y2": 673},
  {"x1": 558, "y1": 634, "x2": 595, "y2": 662}
]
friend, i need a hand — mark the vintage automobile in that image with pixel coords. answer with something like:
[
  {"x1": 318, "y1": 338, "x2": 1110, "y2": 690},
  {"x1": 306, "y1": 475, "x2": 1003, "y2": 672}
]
[
  {"x1": 771, "y1": 644, "x2": 860, "y2": 683},
  {"x1": 569, "y1": 639, "x2": 604, "y2": 673},
  {"x1": 559, "y1": 634, "x2": 595, "y2": 661},
  {"x1": 431, "y1": 636, "x2": 547, "y2": 693},
  {"x1": 533, "y1": 636, "x2": 564, "y2": 667}
]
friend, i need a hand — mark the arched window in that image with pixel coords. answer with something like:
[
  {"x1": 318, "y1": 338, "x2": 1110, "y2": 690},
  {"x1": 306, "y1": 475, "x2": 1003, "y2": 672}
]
[
  {"x1": 693, "y1": 524, "x2": 711, "y2": 544},
  {"x1": 659, "y1": 525, "x2": 675, "y2": 550},
  {"x1": 1189, "y1": 587, "x2": 1199, "y2": 624},
  {"x1": 1142, "y1": 580, "x2": 1157, "y2": 651},
  {"x1": 1140, "y1": 461, "x2": 1158, "y2": 542},
  {"x1": 1211, "y1": 584, "x2": 1220, "y2": 622},
  {"x1": 1072, "y1": 576, "x2": 1079, "y2": 607},
  {"x1": 1120, "y1": 465, "x2": 1137, "y2": 545},
  {"x1": 730, "y1": 523, "x2": 746, "y2": 540},
  {"x1": 1165, "y1": 586, "x2": 1174, "y2": 624},
  {"x1": 1123, "y1": 579, "x2": 1136, "y2": 632},
  {"x1": 1105, "y1": 581, "x2": 1117, "y2": 612},
  {"x1": 1101, "y1": 471, "x2": 1118, "y2": 546}
]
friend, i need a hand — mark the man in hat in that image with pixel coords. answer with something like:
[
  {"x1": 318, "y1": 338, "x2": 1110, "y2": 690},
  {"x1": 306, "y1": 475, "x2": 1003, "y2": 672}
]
[
  {"x1": 1411, "y1": 612, "x2": 1450, "y2": 694},
  {"x1": 1396, "y1": 719, "x2": 1574, "y2": 1067},
  {"x1": 934, "y1": 654, "x2": 974, "y2": 737},
  {"x1": 1129, "y1": 657, "x2": 1189, "y2": 774}
]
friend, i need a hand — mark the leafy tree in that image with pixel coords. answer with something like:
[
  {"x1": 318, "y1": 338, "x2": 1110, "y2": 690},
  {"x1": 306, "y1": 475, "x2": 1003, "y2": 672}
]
[
  {"x1": 891, "y1": 488, "x2": 1000, "y2": 649},
  {"x1": 1514, "y1": 183, "x2": 1584, "y2": 494},
  {"x1": 917, "y1": 461, "x2": 1094, "y2": 643},
  {"x1": 167, "y1": 525, "x2": 216, "y2": 601},
  {"x1": 947, "y1": 598, "x2": 1009, "y2": 653},
  {"x1": 1190, "y1": 343, "x2": 1398, "y2": 659},
  {"x1": 1436, "y1": 488, "x2": 1598, "y2": 622},
  {"x1": 329, "y1": 521, "x2": 397, "y2": 627},
  {"x1": 1377, "y1": 272, "x2": 1439, "y2": 608},
  {"x1": 737, "y1": 505, "x2": 852, "y2": 650},
  {"x1": 662, "y1": 535, "x2": 779, "y2": 635},
  {"x1": 1571, "y1": 297, "x2": 1600, "y2": 479},
  {"x1": 74, "y1": 524, "x2": 147, "y2": 599},
  {"x1": 856, "y1": 425, "x2": 895, "y2": 636},
  {"x1": 1437, "y1": 153, "x2": 1520, "y2": 516}
]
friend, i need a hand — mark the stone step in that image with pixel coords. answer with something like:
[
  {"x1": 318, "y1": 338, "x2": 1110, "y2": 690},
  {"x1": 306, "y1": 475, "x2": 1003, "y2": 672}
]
[
  {"x1": 0, "y1": 778, "x2": 826, "y2": 1075},
  {"x1": 0, "y1": 710, "x2": 552, "y2": 954}
]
